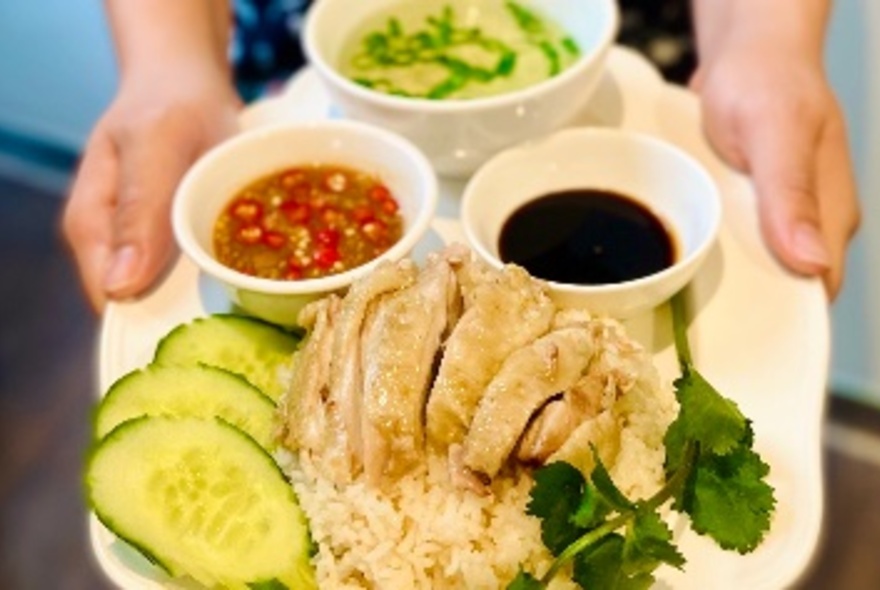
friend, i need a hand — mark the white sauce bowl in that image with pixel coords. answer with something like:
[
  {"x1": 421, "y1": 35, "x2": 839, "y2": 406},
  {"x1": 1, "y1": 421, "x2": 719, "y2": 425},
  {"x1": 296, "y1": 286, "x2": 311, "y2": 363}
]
[
  {"x1": 173, "y1": 120, "x2": 438, "y2": 326},
  {"x1": 461, "y1": 127, "x2": 722, "y2": 319}
]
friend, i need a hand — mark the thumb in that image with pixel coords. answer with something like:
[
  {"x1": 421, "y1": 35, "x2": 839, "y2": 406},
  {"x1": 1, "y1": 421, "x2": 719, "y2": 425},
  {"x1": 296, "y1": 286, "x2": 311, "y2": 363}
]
[
  {"x1": 743, "y1": 111, "x2": 830, "y2": 277},
  {"x1": 62, "y1": 129, "x2": 118, "y2": 311},
  {"x1": 103, "y1": 126, "x2": 197, "y2": 299}
]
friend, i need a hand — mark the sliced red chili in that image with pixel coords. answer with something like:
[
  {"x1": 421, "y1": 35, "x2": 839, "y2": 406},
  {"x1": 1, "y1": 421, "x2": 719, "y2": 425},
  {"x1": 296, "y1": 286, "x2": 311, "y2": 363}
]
[
  {"x1": 315, "y1": 228, "x2": 341, "y2": 248},
  {"x1": 352, "y1": 205, "x2": 375, "y2": 224},
  {"x1": 285, "y1": 259, "x2": 304, "y2": 280},
  {"x1": 263, "y1": 230, "x2": 286, "y2": 249},
  {"x1": 314, "y1": 246, "x2": 341, "y2": 269},
  {"x1": 368, "y1": 184, "x2": 391, "y2": 202},
  {"x1": 280, "y1": 200, "x2": 311, "y2": 224},
  {"x1": 287, "y1": 181, "x2": 312, "y2": 202}
]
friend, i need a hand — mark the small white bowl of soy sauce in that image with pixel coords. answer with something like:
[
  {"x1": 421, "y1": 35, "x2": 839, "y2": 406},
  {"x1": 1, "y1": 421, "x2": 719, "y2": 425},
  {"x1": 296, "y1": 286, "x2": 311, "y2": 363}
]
[{"x1": 460, "y1": 127, "x2": 722, "y2": 319}]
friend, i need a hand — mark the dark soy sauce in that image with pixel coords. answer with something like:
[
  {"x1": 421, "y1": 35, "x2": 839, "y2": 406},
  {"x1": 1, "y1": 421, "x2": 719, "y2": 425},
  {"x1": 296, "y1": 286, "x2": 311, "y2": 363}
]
[{"x1": 499, "y1": 189, "x2": 676, "y2": 285}]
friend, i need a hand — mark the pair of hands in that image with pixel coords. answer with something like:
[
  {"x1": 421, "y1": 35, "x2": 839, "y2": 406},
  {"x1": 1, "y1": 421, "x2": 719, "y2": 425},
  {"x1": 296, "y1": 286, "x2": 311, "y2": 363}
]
[{"x1": 63, "y1": 46, "x2": 860, "y2": 312}]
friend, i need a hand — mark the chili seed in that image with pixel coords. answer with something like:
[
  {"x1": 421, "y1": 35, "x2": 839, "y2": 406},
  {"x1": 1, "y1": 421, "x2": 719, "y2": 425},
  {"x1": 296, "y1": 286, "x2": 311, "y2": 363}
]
[
  {"x1": 324, "y1": 172, "x2": 348, "y2": 192},
  {"x1": 237, "y1": 224, "x2": 263, "y2": 244},
  {"x1": 230, "y1": 199, "x2": 263, "y2": 222},
  {"x1": 361, "y1": 220, "x2": 387, "y2": 242}
]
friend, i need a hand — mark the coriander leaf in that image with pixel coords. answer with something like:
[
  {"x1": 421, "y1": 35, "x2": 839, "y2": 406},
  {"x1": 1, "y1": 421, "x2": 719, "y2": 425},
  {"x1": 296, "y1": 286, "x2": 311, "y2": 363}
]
[
  {"x1": 573, "y1": 534, "x2": 625, "y2": 588},
  {"x1": 590, "y1": 447, "x2": 635, "y2": 512},
  {"x1": 527, "y1": 462, "x2": 587, "y2": 555},
  {"x1": 622, "y1": 509, "x2": 686, "y2": 575},
  {"x1": 666, "y1": 294, "x2": 748, "y2": 462},
  {"x1": 688, "y1": 445, "x2": 776, "y2": 552},
  {"x1": 506, "y1": 569, "x2": 543, "y2": 590},
  {"x1": 665, "y1": 365, "x2": 749, "y2": 465},
  {"x1": 571, "y1": 478, "x2": 612, "y2": 530},
  {"x1": 573, "y1": 534, "x2": 654, "y2": 590}
]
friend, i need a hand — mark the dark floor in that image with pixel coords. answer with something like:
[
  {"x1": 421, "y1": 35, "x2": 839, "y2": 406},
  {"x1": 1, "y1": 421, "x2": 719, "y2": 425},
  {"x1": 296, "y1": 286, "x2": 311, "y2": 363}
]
[
  {"x1": 1, "y1": 174, "x2": 880, "y2": 589},
  {"x1": 0, "y1": 176, "x2": 107, "y2": 589}
]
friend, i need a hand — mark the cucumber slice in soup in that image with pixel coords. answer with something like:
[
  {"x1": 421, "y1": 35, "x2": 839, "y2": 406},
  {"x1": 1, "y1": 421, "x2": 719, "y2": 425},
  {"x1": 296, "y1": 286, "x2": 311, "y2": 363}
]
[
  {"x1": 86, "y1": 416, "x2": 315, "y2": 590},
  {"x1": 94, "y1": 364, "x2": 277, "y2": 449},
  {"x1": 153, "y1": 314, "x2": 300, "y2": 402}
]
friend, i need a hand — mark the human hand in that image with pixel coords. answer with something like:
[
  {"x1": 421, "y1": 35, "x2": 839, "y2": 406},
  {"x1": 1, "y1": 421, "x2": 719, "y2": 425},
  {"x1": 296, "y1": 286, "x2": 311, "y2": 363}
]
[
  {"x1": 62, "y1": 75, "x2": 241, "y2": 311},
  {"x1": 691, "y1": 34, "x2": 860, "y2": 301}
]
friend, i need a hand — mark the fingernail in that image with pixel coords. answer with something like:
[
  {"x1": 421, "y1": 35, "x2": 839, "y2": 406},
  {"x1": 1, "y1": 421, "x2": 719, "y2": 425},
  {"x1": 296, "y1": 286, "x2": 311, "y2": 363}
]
[
  {"x1": 792, "y1": 223, "x2": 830, "y2": 270},
  {"x1": 104, "y1": 245, "x2": 139, "y2": 292}
]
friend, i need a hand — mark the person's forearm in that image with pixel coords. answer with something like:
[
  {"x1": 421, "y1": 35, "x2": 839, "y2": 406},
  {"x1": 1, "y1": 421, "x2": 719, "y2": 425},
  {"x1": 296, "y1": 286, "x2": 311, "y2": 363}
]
[
  {"x1": 105, "y1": 0, "x2": 232, "y2": 85},
  {"x1": 692, "y1": 0, "x2": 831, "y2": 65}
]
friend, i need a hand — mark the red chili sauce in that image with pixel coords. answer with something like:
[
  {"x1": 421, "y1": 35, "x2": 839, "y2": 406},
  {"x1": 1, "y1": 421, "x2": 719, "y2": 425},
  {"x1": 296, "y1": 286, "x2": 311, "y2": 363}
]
[{"x1": 213, "y1": 164, "x2": 404, "y2": 280}]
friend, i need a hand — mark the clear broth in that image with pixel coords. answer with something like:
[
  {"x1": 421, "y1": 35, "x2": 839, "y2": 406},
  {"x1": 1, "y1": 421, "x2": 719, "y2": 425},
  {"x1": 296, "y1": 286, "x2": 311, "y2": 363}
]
[{"x1": 340, "y1": 0, "x2": 579, "y2": 100}]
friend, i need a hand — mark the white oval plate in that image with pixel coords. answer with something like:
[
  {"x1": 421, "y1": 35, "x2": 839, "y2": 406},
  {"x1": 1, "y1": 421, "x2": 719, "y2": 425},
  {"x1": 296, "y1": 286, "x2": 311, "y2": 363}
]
[{"x1": 91, "y1": 47, "x2": 828, "y2": 590}]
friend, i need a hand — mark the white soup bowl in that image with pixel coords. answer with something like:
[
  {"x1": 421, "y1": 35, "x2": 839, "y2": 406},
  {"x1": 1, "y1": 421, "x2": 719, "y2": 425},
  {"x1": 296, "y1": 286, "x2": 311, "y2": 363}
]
[{"x1": 303, "y1": 0, "x2": 619, "y2": 178}]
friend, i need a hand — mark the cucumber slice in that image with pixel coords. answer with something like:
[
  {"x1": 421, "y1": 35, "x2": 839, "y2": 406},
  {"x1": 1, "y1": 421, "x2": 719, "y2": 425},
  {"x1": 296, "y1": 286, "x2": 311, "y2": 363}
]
[
  {"x1": 153, "y1": 314, "x2": 300, "y2": 402},
  {"x1": 94, "y1": 364, "x2": 277, "y2": 449},
  {"x1": 87, "y1": 416, "x2": 315, "y2": 590}
]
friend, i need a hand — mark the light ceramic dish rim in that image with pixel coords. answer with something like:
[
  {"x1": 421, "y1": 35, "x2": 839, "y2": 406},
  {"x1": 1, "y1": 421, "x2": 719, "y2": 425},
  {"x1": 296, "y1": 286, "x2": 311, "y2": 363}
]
[
  {"x1": 460, "y1": 126, "x2": 723, "y2": 297},
  {"x1": 302, "y1": 0, "x2": 620, "y2": 114},
  {"x1": 172, "y1": 119, "x2": 438, "y2": 295}
]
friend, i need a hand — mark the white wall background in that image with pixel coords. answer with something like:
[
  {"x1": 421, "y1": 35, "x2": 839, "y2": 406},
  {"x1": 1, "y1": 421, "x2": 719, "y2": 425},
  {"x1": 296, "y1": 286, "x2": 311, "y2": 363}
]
[
  {"x1": 0, "y1": 1, "x2": 876, "y2": 405},
  {"x1": 0, "y1": 0, "x2": 117, "y2": 150},
  {"x1": 826, "y1": 0, "x2": 880, "y2": 407}
]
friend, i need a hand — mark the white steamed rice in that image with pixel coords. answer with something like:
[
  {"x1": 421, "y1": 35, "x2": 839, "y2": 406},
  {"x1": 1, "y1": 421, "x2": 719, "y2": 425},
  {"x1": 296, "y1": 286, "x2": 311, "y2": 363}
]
[{"x1": 277, "y1": 369, "x2": 677, "y2": 590}]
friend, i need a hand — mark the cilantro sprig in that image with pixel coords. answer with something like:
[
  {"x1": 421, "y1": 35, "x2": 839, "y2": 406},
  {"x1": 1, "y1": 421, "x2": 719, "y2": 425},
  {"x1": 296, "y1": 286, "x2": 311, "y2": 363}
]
[{"x1": 507, "y1": 293, "x2": 776, "y2": 589}]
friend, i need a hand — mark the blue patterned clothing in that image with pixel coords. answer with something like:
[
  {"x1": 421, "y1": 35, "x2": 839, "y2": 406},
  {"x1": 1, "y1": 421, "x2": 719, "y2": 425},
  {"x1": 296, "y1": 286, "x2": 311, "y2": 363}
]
[{"x1": 231, "y1": 0, "x2": 313, "y2": 101}]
